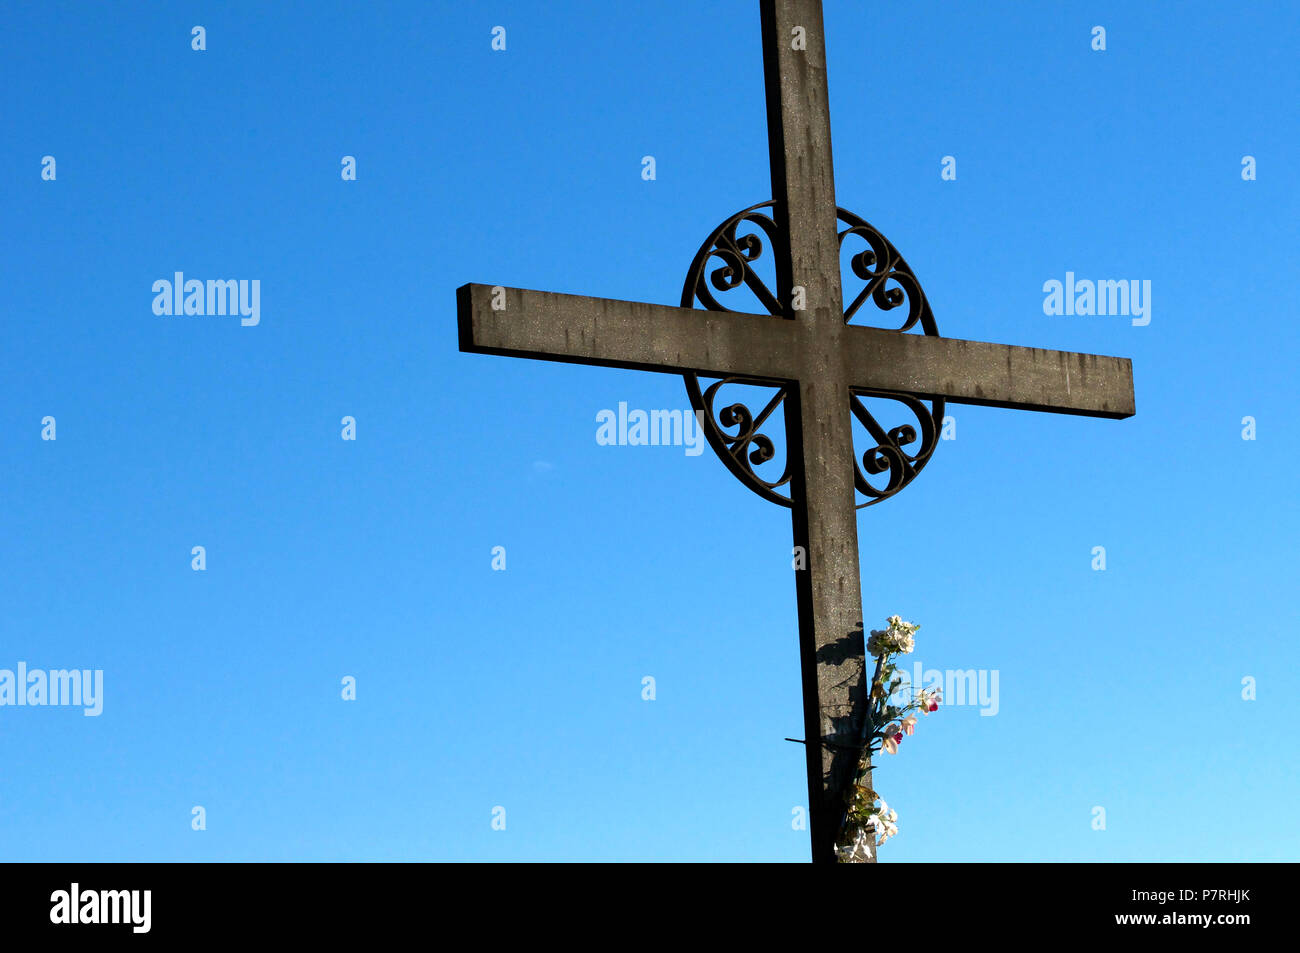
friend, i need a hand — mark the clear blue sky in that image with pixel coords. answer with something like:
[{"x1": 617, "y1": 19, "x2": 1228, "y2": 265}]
[{"x1": 1, "y1": 1, "x2": 1296, "y2": 861}]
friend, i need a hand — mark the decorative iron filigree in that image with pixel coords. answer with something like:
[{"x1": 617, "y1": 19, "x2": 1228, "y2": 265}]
[
  {"x1": 681, "y1": 200, "x2": 944, "y2": 508},
  {"x1": 836, "y1": 207, "x2": 937, "y2": 335}
]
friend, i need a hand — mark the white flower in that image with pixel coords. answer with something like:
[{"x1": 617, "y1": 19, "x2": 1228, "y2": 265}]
[
  {"x1": 868, "y1": 615, "x2": 920, "y2": 657},
  {"x1": 836, "y1": 827, "x2": 874, "y2": 862},
  {"x1": 874, "y1": 803, "x2": 900, "y2": 845}
]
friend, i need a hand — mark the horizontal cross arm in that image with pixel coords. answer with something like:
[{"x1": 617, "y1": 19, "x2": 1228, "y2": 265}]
[
  {"x1": 843, "y1": 325, "x2": 1135, "y2": 418},
  {"x1": 457, "y1": 284, "x2": 798, "y2": 380}
]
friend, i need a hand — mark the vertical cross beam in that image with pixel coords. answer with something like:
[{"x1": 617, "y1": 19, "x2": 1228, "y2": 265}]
[{"x1": 762, "y1": 0, "x2": 868, "y2": 864}]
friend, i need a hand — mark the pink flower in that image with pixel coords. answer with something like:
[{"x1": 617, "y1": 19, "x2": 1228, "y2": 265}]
[
  {"x1": 881, "y1": 725, "x2": 901, "y2": 754},
  {"x1": 901, "y1": 714, "x2": 918, "y2": 736}
]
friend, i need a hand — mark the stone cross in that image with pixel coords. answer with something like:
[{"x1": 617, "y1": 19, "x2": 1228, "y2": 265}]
[{"x1": 456, "y1": 0, "x2": 1134, "y2": 863}]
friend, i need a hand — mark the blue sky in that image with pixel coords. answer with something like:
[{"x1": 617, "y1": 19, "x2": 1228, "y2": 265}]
[{"x1": 1, "y1": 0, "x2": 1296, "y2": 861}]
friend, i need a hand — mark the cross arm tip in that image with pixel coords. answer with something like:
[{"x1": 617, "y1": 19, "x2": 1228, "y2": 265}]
[
  {"x1": 842, "y1": 325, "x2": 1137, "y2": 419},
  {"x1": 456, "y1": 283, "x2": 495, "y2": 354}
]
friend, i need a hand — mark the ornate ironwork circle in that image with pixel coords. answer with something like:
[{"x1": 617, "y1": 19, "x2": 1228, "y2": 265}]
[{"x1": 680, "y1": 200, "x2": 945, "y2": 508}]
